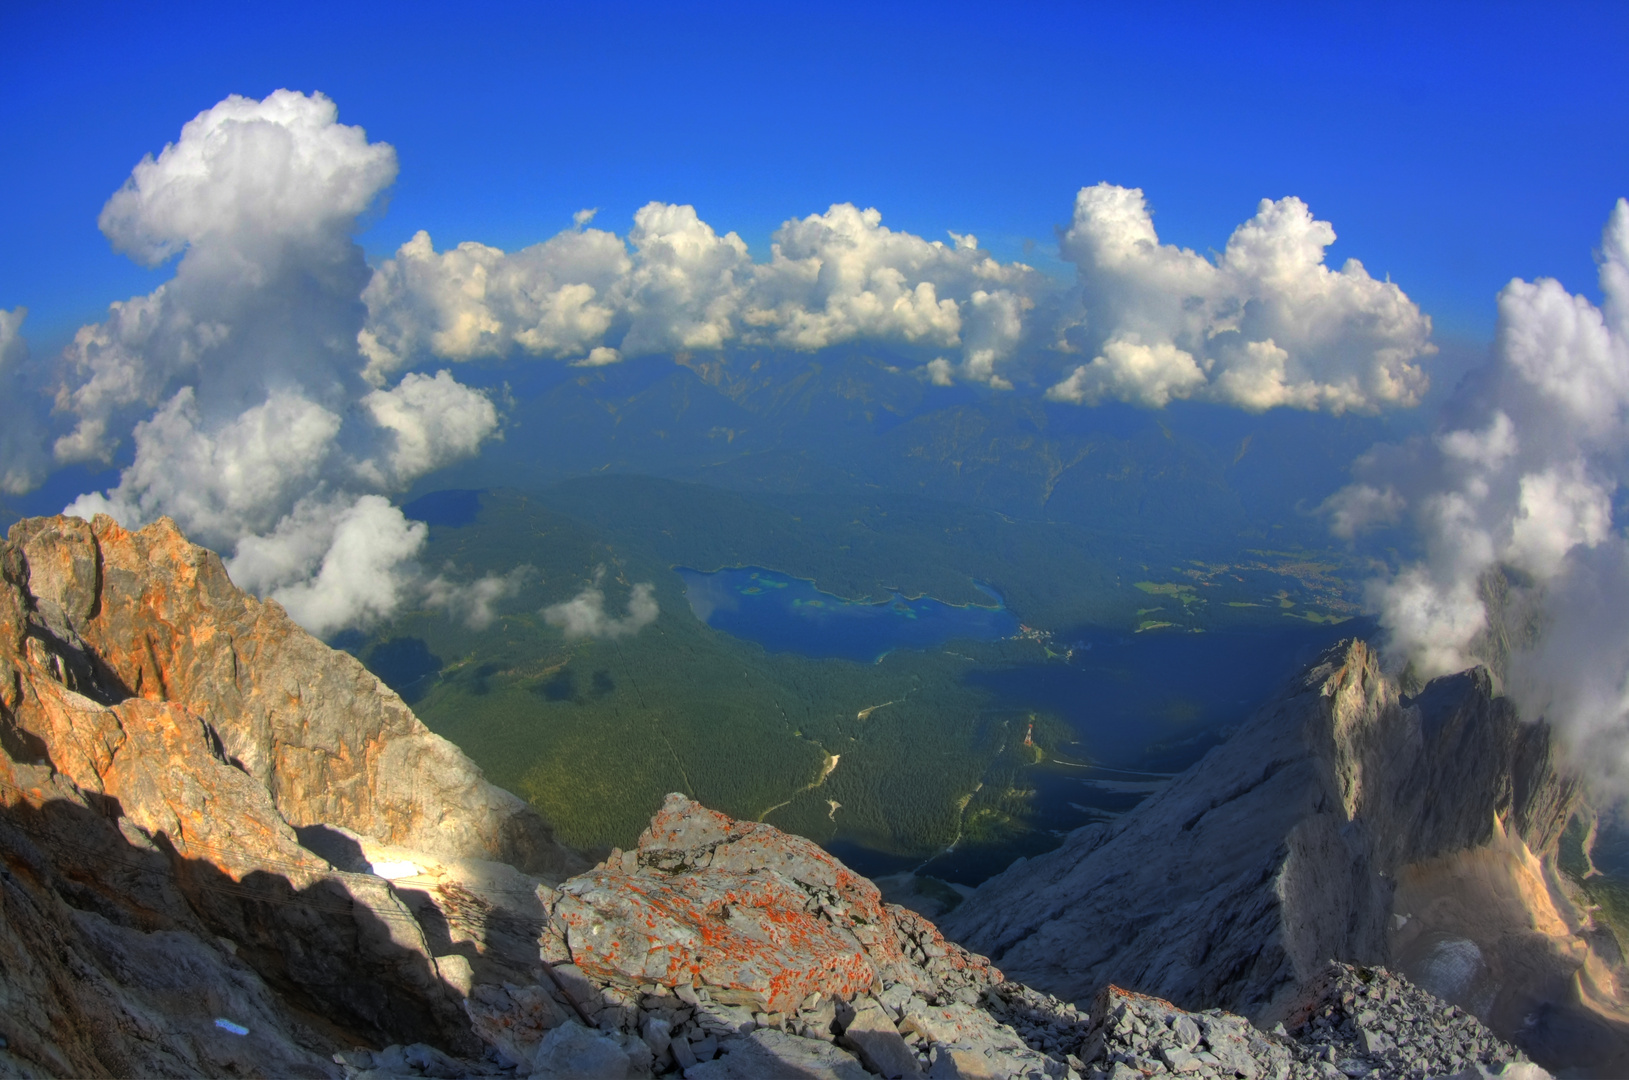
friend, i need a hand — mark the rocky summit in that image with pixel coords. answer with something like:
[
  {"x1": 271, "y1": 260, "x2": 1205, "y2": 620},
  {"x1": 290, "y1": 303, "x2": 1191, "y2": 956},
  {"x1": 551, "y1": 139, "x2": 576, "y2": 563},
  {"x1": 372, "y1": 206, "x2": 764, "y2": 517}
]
[
  {"x1": 0, "y1": 513, "x2": 1597, "y2": 1078},
  {"x1": 350, "y1": 797, "x2": 1551, "y2": 1080}
]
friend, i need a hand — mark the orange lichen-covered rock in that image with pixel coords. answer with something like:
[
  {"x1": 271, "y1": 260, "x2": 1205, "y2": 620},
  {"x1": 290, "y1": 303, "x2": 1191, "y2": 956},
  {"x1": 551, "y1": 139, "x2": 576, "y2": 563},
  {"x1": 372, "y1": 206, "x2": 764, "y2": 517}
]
[
  {"x1": 6, "y1": 514, "x2": 580, "y2": 879},
  {"x1": 544, "y1": 794, "x2": 1002, "y2": 1014},
  {"x1": 0, "y1": 514, "x2": 586, "y2": 1070},
  {"x1": 556, "y1": 867, "x2": 879, "y2": 1013}
]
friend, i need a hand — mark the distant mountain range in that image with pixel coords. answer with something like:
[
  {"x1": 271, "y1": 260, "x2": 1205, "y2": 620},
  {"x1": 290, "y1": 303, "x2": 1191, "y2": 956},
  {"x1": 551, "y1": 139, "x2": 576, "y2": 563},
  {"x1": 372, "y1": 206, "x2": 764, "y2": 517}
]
[{"x1": 417, "y1": 348, "x2": 1427, "y2": 555}]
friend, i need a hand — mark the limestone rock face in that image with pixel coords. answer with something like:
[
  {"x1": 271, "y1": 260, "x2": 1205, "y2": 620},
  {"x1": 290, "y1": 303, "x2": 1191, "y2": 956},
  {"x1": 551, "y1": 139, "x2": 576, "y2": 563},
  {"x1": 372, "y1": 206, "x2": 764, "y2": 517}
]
[
  {"x1": 940, "y1": 640, "x2": 1610, "y2": 1071},
  {"x1": 544, "y1": 794, "x2": 999, "y2": 1015},
  {"x1": 6, "y1": 514, "x2": 579, "y2": 878},
  {"x1": 0, "y1": 514, "x2": 584, "y2": 1076},
  {"x1": 494, "y1": 793, "x2": 1071, "y2": 1080}
]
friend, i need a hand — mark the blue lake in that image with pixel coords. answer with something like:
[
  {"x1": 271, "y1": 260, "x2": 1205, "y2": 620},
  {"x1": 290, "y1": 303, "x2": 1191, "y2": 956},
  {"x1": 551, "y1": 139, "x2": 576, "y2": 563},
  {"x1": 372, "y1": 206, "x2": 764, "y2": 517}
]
[{"x1": 676, "y1": 567, "x2": 1019, "y2": 661}]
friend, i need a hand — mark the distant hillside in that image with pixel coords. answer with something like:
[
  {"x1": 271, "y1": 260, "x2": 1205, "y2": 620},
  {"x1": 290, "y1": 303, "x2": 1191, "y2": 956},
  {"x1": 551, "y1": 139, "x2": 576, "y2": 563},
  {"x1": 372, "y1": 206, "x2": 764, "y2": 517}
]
[{"x1": 419, "y1": 347, "x2": 1424, "y2": 554}]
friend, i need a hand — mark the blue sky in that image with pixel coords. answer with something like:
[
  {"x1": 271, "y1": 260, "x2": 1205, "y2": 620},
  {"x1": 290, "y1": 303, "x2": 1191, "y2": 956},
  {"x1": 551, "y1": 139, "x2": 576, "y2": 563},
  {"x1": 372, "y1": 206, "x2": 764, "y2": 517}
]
[
  {"x1": 4, "y1": 0, "x2": 1627, "y2": 347},
  {"x1": 9, "y1": 1, "x2": 1629, "y2": 747}
]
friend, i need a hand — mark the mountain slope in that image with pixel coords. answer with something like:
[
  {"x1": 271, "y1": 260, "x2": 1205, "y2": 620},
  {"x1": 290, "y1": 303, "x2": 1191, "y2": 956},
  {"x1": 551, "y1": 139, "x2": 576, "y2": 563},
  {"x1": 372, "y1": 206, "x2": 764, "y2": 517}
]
[
  {"x1": 7, "y1": 514, "x2": 580, "y2": 876},
  {"x1": 940, "y1": 639, "x2": 1626, "y2": 1072}
]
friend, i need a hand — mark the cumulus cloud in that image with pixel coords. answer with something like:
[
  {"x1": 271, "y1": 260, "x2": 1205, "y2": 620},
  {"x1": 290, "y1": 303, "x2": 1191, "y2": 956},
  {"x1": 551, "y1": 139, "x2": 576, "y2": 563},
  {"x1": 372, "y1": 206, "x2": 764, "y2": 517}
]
[
  {"x1": 543, "y1": 573, "x2": 659, "y2": 640},
  {"x1": 1327, "y1": 198, "x2": 1629, "y2": 793},
  {"x1": 746, "y1": 207, "x2": 1035, "y2": 384},
  {"x1": 66, "y1": 387, "x2": 342, "y2": 538},
  {"x1": 1047, "y1": 336, "x2": 1207, "y2": 408},
  {"x1": 54, "y1": 91, "x2": 500, "y2": 634},
  {"x1": 358, "y1": 369, "x2": 499, "y2": 487},
  {"x1": 1048, "y1": 184, "x2": 1435, "y2": 413},
  {"x1": 227, "y1": 495, "x2": 427, "y2": 637},
  {"x1": 572, "y1": 346, "x2": 622, "y2": 367},
  {"x1": 357, "y1": 223, "x2": 630, "y2": 383},
  {"x1": 0, "y1": 308, "x2": 48, "y2": 495},
  {"x1": 98, "y1": 90, "x2": 397, "y2": 268},
  {"x1": 425, "y1": 564, "x2": 533, "y2": 630},
  {"x1": 359, "y1": 201, "x2": 1040, "y2": 388},
  {"x1": 359, "y1": 184, "x2": 1429, "y2": 406},
  {"x1": 20, "y1": 92, "x2": 1448, "y2": 634}
]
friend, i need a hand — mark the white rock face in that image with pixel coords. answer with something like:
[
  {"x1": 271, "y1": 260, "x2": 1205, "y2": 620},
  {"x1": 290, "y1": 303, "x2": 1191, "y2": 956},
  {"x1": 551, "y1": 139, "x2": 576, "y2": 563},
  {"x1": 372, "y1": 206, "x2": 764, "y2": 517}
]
[{"x1": 941, "y1": 640, "x2": 1603, "y2": 1069}]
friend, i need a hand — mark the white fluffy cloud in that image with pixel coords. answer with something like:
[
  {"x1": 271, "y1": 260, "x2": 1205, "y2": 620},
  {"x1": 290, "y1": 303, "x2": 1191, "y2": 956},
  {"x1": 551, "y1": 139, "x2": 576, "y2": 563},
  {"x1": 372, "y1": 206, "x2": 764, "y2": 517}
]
[
  {"x1": 1048, "y1": 184, "x2": 1435, "y2": 413},
  {"x1": 227, "y1": 495, "x2": 428, "y2": 637},
  {"x1": 357, "y1": 225, "x2": 631, "y2": 383},
  {"x1": 0, "y1": 308, "x2": 47, "y2": 495},
  {"x1": 67, "y1": 388, "x2": 342, "y2": 539},
  {"x1": 425, "y1": 564, "x2": 533, "y2": 631},
  {"x1": 359, "y1": 201, "x2": 1040, "y2": 388},
  {"x1": 1328, "y1": 198, "x2": 1629, "y2": 792},
  {"x1": 99, "y1": 89, "x2": 397, "y2": 269},
  {"x1": 543, "y1": 577, "x2": 659, "y2": 640},
  {"x1": 620, "y1": 202, "x2": 754, "y2": 356},
  {"x1": 12, "y1": 91, "x2": 1449, "y2": 634},
  {"x1": 358, "y1": 369, "x2": 499, "y2": 488},
  {"x1": 747, "y1": 206, "x2": 1035, "y2": 384},
  {"x1": 359, "y1": 185, "x2": 1428, "y2": 406},
  {"x1": 1047, "y1": 336, "x2": 1207, "y2": 408},
  {"x1": 55, "y1": 91, "x2": 499, "y2": 635}
]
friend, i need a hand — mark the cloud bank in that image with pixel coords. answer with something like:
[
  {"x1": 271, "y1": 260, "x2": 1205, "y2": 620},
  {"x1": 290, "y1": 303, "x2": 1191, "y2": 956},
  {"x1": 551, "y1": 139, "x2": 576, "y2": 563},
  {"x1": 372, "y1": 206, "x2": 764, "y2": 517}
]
[
  {"x1": 1048, "y1": 185, "x2": 1435, "y2": 412},
  {"x1": 356, "y1": 182, "x2": 1431, "y2": 408},
  {"x1": 1328, "y1": 199, "x2": 1629, "y2": 792},
  {"x1": 0, "y1": 88, "x2": 1447, "y2": 635},
  {"x1": 359, "y1": 202, "x2": 1039, "y2": 389},
  {"x1": 50, "y1": 90, "x2": 501, "y2": 635}
]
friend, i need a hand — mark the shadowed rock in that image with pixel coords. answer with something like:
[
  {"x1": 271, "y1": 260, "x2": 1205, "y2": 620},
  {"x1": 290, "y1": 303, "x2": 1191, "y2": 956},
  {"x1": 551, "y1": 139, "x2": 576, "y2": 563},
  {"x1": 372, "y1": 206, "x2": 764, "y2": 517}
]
[{"x1": 0, "y1": 514, "x2": 586, "y2": 1074}]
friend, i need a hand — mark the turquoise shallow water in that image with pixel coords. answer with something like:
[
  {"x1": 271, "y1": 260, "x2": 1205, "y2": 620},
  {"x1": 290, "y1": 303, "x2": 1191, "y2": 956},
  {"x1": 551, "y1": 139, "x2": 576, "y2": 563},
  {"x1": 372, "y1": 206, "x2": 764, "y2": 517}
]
[{"x1": 676, "y1": 566, "x2": 1019, "y2": 661}]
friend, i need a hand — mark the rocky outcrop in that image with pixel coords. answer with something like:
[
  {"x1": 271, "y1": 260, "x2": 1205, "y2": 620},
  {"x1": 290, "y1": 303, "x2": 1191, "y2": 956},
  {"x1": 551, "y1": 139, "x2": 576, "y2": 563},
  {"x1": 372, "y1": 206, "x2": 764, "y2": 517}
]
[
  {"x1": 6, "y1": 514, "x2": 579, "y2": 877},
  {"x1": 939, "y1": 640, "x2": 1619, "y2": 1072},
  {"x1": 457, "y1": 792, "x2": 1064, "y2": 1078},
  {"x1": 443, "y1": 797, "x2": 1539, "y2": 1080},
  {"x1": 431, "y1": 794, "x2": 1530, "y2": 1080},
  {"x1": 1058, "y1": 962, "x2": 1547, "y2": 1080},
  {"x1": 541, "y1": 794, "x2": 1001, "y2": 1013},
  {"x1": 0, "y1": 515, "x2": 585, "y2": 1075},
  {"x1": 1278, "y1": 962, "x2": 1544, "y2": 1080}
]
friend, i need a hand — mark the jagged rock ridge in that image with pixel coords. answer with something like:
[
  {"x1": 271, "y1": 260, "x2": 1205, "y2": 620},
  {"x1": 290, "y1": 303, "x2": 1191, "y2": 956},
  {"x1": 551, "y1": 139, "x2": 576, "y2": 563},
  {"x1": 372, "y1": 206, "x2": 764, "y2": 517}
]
[
  {"x1": 940, "y1": 640, "x2": 1627, "y2": 1074},
  {"x1": 408, "y1": 793, "x2": 1552, "y2": 1080},
  {"x1": 0, "y1": 515, "x2": 584, "y2": 1075},
  {"x1": 7, "y1": 514, "x2": 577, "y2": 875}
]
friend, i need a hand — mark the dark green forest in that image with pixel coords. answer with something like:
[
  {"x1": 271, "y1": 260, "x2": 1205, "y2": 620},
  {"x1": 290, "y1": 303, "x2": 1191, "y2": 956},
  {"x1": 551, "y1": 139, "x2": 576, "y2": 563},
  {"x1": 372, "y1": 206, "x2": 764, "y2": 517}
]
[{"x1": 346, "y1": 475, "x2": 1364, "y2": 860}]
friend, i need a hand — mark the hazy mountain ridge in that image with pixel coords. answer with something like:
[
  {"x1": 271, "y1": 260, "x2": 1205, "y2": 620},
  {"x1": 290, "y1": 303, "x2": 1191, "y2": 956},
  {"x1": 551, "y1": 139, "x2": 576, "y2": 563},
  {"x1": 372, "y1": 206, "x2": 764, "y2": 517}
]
[{"x1": 418, "y1": 350, "x2": 1419, "y2": 552}]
